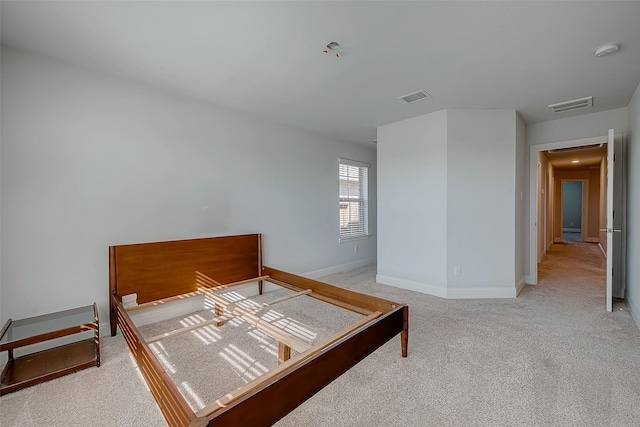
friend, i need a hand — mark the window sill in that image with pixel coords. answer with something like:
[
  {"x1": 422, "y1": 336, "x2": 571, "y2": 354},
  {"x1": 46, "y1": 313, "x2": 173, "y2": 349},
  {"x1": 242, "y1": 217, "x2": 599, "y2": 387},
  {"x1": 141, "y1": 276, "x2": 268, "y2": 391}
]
[{"x1": 339, "y1": 235, "x2": 371, "y2": 244}]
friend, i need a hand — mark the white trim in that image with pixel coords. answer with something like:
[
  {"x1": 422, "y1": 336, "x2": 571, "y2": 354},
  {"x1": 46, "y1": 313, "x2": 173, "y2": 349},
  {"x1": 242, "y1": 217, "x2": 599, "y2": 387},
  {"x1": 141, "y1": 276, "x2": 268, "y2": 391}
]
[
  {"x1": 524, "y1": 275, "x2": 535, "y2": 285},
  {"x1": 516, "y1": 276, "x2": 526, "y2": 296},
  {"x1": 529, "y1": 135, "x2": 607, "y2": 286},
  {"x1": 338, "y1": 234, "x2": 371, "y2": 244},
  {"x1": 376, "y1": 274, "x2": 517, "y2": 299},
  {"x1": 376, "y1": 274, "x2": 447, "y2": 298},
  {"x1": 598, "y1": 243, "x2": 606, "y2": 256},
  {"x1": 99, "y1": 321, "x2": 112, "y2": 337},
  {"x1": 303, "y1": 257, "x2": 376, "y2": 279},
  {"x1": 626, "y1": 294, "x2": 640, "y2": 332},
  {"x1": 447, "y1": 287, "x2": 516, "y2": 299}
]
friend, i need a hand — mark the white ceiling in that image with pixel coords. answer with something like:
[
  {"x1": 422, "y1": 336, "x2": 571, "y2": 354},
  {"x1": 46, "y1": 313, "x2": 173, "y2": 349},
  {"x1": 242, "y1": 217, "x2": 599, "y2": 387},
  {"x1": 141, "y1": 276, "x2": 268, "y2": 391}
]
[{"x1": 2, "y1": 1, "x2": 639, "y2": 146}]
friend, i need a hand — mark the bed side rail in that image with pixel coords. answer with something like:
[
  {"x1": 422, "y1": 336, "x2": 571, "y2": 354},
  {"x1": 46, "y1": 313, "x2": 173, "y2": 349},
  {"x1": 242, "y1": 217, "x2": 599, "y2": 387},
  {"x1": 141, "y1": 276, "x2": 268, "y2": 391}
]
[{"x1": 113, "y1": 296, "x2": 196, "y2": 427}]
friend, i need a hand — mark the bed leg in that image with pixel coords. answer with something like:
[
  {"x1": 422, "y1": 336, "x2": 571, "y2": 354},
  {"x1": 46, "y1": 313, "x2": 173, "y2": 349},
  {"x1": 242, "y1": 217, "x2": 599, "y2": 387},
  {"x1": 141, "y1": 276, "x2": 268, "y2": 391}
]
[
  {"x1": 110, "y1": 296, "x2": 117, "y2": 337},
  {"x1": 258, "y1": 279, "x2": 263, "y2": 295},
  {"x1": 401, "y1": 306, "x2": 408, "y2": 357},
  {"x1": 110, "y1": 316, "x2": 117, "y2": 337}
]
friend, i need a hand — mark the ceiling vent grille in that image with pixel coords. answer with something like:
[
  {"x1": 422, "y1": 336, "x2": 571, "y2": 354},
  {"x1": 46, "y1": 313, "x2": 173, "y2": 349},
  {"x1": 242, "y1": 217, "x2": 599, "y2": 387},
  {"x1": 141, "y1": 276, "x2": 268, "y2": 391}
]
[
  {"x1": 400, "y1": 90, "x2": 432, "y2": 104},
  {"x1": 548, "y1": 96, "x2": 593, "y2": 114}
]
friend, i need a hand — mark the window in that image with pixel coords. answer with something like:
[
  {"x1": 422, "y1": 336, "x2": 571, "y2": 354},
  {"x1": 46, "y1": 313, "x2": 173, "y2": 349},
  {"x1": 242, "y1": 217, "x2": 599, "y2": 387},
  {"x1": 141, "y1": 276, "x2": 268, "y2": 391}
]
[{"x1": 339, "y1": 158, "x2": 369, "y2": 241}]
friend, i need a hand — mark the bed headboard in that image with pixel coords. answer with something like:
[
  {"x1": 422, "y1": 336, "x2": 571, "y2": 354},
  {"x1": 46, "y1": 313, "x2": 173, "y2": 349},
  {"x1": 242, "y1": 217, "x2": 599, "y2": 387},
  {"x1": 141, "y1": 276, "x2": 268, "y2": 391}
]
[{"x1": 109, "y1": 233, "x2": 262, "y2": 305}]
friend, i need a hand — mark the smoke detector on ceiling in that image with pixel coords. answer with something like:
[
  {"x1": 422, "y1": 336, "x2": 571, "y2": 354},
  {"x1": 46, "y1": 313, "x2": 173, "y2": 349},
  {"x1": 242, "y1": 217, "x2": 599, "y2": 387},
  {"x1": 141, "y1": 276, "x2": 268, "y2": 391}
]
[
  {"x1": 399, "y1": 90, "x2": 432, "y2": 104},
  {"x1": 548, "y1": 96, "x2": 593, "y2": 114},
  {"x1": 323, "y1": 41, "x2": 342, "y2": 58}
]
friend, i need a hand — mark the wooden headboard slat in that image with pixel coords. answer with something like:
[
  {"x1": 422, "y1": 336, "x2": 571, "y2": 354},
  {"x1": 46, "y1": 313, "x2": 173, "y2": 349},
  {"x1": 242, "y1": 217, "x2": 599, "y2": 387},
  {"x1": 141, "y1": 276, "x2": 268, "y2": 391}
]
[{"x1": 110, "y1": 234, "x2": 260, "y2": 305}]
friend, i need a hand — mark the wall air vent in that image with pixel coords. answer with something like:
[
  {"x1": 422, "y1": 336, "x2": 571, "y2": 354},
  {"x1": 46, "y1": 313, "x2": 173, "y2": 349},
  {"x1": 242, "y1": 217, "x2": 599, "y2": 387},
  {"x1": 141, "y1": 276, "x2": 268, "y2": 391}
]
[
  {"x1": 399, "y1": 90, "x2": 432, "y2": 104},
  {"x1": 548, "y1": 96, "x2": 593, "y2": 114}
]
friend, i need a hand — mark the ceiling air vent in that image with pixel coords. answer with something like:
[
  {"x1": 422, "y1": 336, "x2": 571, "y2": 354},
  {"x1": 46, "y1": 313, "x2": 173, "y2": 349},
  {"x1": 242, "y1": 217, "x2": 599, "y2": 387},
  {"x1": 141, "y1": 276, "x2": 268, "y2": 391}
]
[
  {"x1": 548, "y1": 96, "x2": 593, "y2": 114},
  {"x1": 399, "y1": 90, "x2": 432, "y2": 104}
]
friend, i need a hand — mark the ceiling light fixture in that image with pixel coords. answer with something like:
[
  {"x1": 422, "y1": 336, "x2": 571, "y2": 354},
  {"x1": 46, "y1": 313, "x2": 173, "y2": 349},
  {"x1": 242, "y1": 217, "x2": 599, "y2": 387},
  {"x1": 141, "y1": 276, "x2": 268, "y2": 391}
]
[
  {"x1": 594, "y1": 43, "x2": 620, "y2": 57},
  {"x1": 571, "y1": 160, "x2": 580, "y2": 164}
]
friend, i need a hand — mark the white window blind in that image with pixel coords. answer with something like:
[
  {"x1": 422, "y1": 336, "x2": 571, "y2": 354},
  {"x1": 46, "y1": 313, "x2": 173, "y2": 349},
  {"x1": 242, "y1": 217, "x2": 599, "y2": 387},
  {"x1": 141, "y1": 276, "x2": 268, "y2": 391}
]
[{"x1": 339, "y1": 158, "x2": 369, "y2": 240}]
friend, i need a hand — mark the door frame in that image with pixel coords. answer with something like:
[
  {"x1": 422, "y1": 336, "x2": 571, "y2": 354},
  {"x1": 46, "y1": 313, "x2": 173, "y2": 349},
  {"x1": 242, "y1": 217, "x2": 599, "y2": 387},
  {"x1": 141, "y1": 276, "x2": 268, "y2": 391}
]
[{"x1": 528, "y1": 135, "x2": 606, "y2": 285}]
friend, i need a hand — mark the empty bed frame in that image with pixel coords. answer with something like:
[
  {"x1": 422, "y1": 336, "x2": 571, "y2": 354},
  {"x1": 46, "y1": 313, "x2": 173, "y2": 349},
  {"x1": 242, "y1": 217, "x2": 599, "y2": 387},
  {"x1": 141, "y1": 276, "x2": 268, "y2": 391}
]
[{"x1": 109, "y1": 234, "x2": 408, "y2": 427}]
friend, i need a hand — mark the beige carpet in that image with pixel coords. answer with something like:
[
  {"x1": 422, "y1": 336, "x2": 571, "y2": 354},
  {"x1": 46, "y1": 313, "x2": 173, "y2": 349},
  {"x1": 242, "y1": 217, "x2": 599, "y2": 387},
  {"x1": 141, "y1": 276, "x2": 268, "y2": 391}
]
[{"x1": 2, "y1": 241, "x2": 639, "y2": 426}]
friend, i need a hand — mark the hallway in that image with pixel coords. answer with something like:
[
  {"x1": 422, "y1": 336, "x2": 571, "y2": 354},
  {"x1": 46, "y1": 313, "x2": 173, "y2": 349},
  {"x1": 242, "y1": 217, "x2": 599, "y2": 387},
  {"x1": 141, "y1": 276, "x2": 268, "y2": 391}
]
[{"x1": 535, "y1": 240, "x2": 628, "y2": 320}]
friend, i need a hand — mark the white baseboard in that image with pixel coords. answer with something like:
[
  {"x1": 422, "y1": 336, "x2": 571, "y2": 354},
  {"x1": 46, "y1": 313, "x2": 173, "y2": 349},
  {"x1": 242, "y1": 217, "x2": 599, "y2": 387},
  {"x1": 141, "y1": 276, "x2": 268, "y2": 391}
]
[
  {"x1": 128, "y1": 295, "x2": 206, "y2": 327},
  {"x1": 127, "y1": 280, "x2": 268, "y2": 327},
  {"x1": 598, "y1": 243, "x2": 606, "y2": 256},
  {"x1": 446, "y1": 287, "x2": 516, "y2": 299},
  {"x1": 376, "y1": 274, "x2": 447, "y2": 298},
  {"x1": 585, "y1": 237, "x2": 600, "y2": 243},
  {"x1": 626, "y1": 294, "x2": 640, "y2": 332},
  {"x1": 376, "y1": 274, "x2": 516, "y2": 299},
  {"x1": 515, "y1": 276, "x2": 526, "y2": 296},
  {"x1": 303, "y1": 257, "x2": 376, "y2": 279},
  {"x1": 524, "y1": 274, "x2": 535, "y2": 285}
]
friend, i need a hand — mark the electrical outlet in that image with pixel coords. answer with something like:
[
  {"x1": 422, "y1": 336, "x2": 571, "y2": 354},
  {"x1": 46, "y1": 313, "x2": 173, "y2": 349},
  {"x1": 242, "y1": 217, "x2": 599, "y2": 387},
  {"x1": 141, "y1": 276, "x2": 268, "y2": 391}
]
[{"x1": 453, "y1": 266, "x2": 462, "y2": 276}]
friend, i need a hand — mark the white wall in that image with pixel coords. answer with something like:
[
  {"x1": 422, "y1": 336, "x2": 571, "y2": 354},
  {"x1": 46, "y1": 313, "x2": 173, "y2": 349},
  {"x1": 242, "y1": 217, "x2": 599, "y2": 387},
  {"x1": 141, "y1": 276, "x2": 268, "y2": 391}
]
[
  {"x1": 377, "y1": 109, "x2": 520, "y2": 298},
  {"x1": 527, "y1": 107, "x2": 629, "y2": 147},
  {"x1": 626, "y1": 82, "x2": 640, "y2": 330},
  {"x1": 0, "y1": 47, "x2": 377, "y2": 324},
  {"x1": 376, "y1": 110, "x2": 448, "y2": 295},
  {"x1": 446, "y1": 110, "x2": 517, "y2": 293}
]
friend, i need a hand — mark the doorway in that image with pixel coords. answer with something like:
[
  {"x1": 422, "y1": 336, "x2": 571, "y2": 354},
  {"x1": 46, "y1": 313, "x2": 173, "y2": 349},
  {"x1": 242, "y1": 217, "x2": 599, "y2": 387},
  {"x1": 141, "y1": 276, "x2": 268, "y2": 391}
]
[
  {"x1": 561, "y1": 180, "x2": 587, "y2": 242},
  {"x1": 528, "y1": 135, "x2": 607, "y2": 285}
]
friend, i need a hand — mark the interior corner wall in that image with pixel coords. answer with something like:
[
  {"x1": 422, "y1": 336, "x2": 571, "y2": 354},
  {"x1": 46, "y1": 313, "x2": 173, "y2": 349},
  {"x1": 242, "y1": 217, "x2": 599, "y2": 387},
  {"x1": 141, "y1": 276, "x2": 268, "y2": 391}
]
[
  {"x1": 0, "y1": 47, "x2": 377, "y2": 324},
  {"x1": 377, "y1": 109, "x2": 519, "y2": 299},
  {"x1": 376, "y1": 110, "x2": 448, "y2": 295},
  {"x1": 626, "y1": 82, "x2": 640, "y2": 330},
  {"x1": 446, "y1": 110, "x2": 517, "y2": 295}
]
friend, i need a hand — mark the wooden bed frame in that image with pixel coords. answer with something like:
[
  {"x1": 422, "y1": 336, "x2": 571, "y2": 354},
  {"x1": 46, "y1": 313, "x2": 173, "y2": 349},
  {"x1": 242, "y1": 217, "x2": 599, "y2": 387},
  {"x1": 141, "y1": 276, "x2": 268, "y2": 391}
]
[{"x1": 109, "y1": 233, "x2": 408, "y2": 427}]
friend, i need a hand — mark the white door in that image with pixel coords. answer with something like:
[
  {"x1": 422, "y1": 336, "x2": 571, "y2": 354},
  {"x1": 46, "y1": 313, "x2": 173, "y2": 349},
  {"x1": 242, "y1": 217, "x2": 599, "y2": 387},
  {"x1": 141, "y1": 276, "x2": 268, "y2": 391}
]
[{"x1": 605, "y1": 129, "x2": 624, "y2": 312}]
